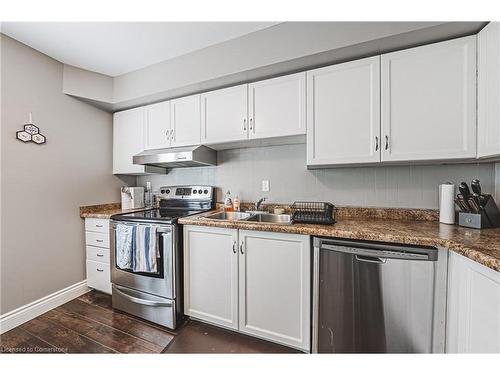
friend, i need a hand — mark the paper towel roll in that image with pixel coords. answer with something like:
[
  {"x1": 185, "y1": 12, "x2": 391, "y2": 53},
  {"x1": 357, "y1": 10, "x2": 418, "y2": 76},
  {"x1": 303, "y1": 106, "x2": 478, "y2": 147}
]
[{"x1": 439, "y1": 183, "x2": 456, "y2": 224}]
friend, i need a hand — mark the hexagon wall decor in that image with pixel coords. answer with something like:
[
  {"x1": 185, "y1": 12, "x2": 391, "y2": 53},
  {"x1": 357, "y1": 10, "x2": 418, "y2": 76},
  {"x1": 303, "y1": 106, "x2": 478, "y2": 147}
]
[{"x1": 16, "y1": 120, "x2": 47, "y2": 145}]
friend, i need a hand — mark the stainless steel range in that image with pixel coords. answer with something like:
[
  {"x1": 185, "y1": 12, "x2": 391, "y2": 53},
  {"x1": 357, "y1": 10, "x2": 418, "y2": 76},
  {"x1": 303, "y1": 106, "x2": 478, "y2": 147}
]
[{"x1": 110, "y1": 185, "x2": 215, "y2": 329}]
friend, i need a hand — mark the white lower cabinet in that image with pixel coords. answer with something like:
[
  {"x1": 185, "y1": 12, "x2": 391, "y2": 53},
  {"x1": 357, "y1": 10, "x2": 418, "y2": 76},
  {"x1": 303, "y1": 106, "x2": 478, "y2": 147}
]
[
  {"x1": 84, "y1": 218, "x2": 112, "y2": 294},
  {"x1": 238, "y1": 230, "x2": 310, "y2": 350},
  {"x1": 446, "y1": 251, "x2": 500, "y2": 353},
  {"x1": 183, "y1": 226, "x2": 239, "y2": 329},
  {"x1": 183, "y1": 225, "x2": 311, "y2": 351},
  {"x1": 86, "y1": 260, "x2": 111, "y2": 294}
]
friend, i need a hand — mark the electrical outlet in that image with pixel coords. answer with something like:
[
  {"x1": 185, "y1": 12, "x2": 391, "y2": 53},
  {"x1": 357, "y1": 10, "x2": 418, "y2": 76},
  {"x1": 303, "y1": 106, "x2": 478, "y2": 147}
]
[{"x1": 262, "y1": 180, "x2": 270, "y2": 192}]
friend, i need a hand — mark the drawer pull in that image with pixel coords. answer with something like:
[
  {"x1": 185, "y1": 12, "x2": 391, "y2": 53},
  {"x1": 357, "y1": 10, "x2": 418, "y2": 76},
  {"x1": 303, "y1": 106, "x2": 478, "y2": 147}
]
[
  {"x1": 96, "y1": 253, "x2": 104, "y2": 257},
  {"x1": 95, "y1": 224, "x2": 103, "y2": 228},
  {"x1": 96, "y1": 268, "x2": 104, "y2": 272},
  {"x1": 96, "y1": 239, "x2": 103, "y2": 243},
  {"x1": 113, "y1": 286, "x2": 172, "y2": 307}
]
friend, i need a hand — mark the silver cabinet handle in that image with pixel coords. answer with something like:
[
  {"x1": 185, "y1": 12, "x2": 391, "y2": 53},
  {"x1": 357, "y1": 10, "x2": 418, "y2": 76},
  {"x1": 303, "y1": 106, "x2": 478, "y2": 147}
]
[
  {"x1": 95, "y1": 224, "x2": 103, "y2": 228},
  {"x1": 232, "y1": 240, "x2": 237, "y2": 254},
  {"x1": 96, "y1": 268, "x2": 104, "y2": 272},
  {"x1": 375, "y1": 136, "x2": 379, "y2": 151},
  {"x1": 166, "y1": 129, "x2": 170, "y2": 138},
  {"x1": 171, "y1": 129, "x2": 174, "y2": 141},
  {"x1": 96, "y1": 253, "x2": 104, "y2": 257},
  {"x1": 240, "y1": 241, "x2": 244, "y2": 255},
  {"x1": 385, "y1": 135, "x2": 389, "y2": 150},
  {"x1": 243, "y1": 118, "x2": 247, "y2": 131},
  {"x1": 96, "y1": 239, "x2": 103, "y2": 243},
  {"x1": 249, "y1": 118, "x2": 254, "y2": 132}
]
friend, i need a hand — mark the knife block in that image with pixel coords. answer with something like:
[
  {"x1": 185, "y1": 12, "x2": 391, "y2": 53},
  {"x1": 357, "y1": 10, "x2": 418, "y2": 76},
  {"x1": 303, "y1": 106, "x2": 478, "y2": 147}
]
[{"x1": 458, "y1": 195, "x2": 500, "y2": 229}]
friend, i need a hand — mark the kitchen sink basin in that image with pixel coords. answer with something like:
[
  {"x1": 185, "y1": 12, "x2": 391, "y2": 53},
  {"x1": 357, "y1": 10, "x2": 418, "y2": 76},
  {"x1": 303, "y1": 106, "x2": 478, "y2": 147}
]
[
  {"x1": 246, "y1": 213, "x2": 292, "y2": 225},
  {"x1": 204, "y1": 211, "x2": 253, "y2": 221}
]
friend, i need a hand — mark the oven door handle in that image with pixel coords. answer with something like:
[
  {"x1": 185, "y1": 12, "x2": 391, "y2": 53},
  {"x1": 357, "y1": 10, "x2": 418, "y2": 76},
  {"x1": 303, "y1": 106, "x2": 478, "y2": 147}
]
[{"x1": 113, "y1": 285, "x2": 172, "y2": 307}]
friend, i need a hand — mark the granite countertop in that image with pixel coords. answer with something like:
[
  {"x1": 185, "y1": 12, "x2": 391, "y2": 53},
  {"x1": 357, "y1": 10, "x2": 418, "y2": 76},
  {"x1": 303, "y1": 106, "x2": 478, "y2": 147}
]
[
  {"x1": 80, "y1": 203, "x2": 500, "y2": 272},
  {"x1": 179, "y1": 209, "x2": 500, "y2": 272},
  {"x1": 80, "y1": 203, "x2": 148, "y2": 219}
]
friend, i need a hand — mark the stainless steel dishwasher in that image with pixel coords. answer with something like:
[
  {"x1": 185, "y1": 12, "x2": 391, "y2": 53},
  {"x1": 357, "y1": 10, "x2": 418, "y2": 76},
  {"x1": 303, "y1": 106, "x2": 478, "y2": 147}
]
[{"x1": 312, "y1": 237, "x2": 448, "y2": 353}]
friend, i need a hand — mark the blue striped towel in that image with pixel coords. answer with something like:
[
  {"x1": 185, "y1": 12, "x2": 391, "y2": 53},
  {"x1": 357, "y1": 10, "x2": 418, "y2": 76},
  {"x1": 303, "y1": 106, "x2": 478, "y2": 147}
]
[{"x1": 133, "y1": 225, "x2": 158, "y2": 273}]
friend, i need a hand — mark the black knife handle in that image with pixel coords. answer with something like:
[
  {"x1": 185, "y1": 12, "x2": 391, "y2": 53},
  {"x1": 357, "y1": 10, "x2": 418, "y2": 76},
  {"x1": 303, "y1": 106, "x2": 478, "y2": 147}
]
[
  {"x1": 471, "y1": 179, "x2": 481, "y2": 195},
  {"x1": 459, "y1": 182, "x2": 471, "y2": 198}
]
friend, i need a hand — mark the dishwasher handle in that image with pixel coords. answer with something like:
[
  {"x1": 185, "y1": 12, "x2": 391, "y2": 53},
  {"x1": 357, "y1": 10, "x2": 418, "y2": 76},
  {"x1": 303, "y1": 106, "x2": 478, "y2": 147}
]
[{"x1": 316, "y1": 239, "x2": 437, "y2": 261}]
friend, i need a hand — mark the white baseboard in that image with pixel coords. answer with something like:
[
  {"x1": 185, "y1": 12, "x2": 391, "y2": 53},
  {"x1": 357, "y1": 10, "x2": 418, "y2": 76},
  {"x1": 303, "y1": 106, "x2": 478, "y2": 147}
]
[{"x1": 0, "y1": 280, "x2": 89, "y2": 334}]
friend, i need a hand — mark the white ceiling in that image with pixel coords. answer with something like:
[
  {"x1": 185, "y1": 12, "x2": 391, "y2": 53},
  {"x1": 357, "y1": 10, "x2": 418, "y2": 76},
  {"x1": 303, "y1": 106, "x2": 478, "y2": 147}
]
[{"x1": 1, "y1": 22, "x2": 279, "y2": 76}]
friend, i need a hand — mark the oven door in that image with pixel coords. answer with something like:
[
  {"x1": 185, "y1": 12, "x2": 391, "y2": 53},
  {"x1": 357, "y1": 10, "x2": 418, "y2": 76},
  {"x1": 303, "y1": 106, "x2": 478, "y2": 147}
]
[{"x1": 110, "y1": 221, "x2": 175, "y2": 299}]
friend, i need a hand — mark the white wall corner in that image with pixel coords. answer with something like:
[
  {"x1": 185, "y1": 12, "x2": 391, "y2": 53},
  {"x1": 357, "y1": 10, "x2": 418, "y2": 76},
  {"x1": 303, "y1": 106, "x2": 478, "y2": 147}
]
[
  {"x1": 0, "y1": 280, "x2": 89, "y2": 334},
  {"x1": 63, "y1": 64, "x2": 114, "y2": 104}
]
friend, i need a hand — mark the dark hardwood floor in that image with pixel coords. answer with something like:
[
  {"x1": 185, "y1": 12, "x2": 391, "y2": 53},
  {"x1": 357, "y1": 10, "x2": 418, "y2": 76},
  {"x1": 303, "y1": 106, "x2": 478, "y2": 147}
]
[{"x1": 0, "y1": 290, "x2": 299, "y2": 354}]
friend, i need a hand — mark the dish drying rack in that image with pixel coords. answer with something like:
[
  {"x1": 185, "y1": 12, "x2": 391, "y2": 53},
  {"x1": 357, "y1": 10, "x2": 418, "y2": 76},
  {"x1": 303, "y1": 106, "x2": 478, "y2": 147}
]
[{"x1": 291, "y1": 201, "x2": 335, "y2": 225}]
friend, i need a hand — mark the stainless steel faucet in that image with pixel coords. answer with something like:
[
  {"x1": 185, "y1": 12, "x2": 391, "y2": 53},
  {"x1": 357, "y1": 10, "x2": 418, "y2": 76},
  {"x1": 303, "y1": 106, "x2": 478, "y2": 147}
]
[{"x1": 255, "y1": 197, "x2": 267, "y2": 211}]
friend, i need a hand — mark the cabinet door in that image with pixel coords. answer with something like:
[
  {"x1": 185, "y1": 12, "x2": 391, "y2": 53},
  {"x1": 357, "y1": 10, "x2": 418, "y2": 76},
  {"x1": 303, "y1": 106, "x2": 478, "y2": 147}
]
[
  {"x1": 201, "y1": 84, "x2": 248, "y2": 144},
  {"x1": 171, "y1": 94, "x2": 201, "y2": 147},
  {"x1": 183, "y1": 225, "x2": 239, "y2": 330},
  {"x1": 238, "y1": 230, "x2": 310, "y2": 351},
  {"x1": 446, "y1": 252, "x2": 500, "y2": 353},
  {"x1": 113, "y1": 107, "x2": 146, "y2": 174},
  {"x1": 381, "y1": 36, "x2": 477, "y2": 162},
  {"x1": 307, "y1": 56, "x2": 381, "y2": 166},
  {"x1": 248, "y1": 73, "x2": 306, "y2": 140},
  {"x1": 478, "y1": 22, "x2": 500, "y2": 158},
  {"x1": 144, "y1": 101, "x2": 171, "y2": 150}
]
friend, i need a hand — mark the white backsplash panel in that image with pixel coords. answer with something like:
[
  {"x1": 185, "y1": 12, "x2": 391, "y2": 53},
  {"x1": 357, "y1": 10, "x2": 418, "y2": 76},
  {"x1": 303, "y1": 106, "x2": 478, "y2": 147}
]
[{"x1": 137, "y1": 144, "x2": 496, "y2": 209}]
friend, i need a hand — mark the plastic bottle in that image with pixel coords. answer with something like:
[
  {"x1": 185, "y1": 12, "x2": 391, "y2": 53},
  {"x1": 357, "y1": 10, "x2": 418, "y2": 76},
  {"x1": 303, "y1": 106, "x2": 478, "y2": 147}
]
[
  {"x1": 224, "y1": 190, "x2": 234, "y2": 212},
  {"x1": 144, "y1": 181, "x2": 153, "y2": 207},
  {"x1": 233, "y1": 195, "x2": 241, "y2": 212}
]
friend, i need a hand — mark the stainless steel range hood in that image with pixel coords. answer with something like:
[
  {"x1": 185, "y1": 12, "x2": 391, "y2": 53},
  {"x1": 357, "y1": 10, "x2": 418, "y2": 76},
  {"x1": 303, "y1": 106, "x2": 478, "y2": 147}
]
[{"x1": 133, "y1": 145, "x2": 217, "y2": 169}]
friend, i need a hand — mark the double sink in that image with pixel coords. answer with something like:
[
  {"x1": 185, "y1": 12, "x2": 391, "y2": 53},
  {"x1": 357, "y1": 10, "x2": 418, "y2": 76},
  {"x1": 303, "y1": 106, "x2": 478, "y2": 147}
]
[{"x1": 204, "y1": 211, "x2": 292, "y2": 225}]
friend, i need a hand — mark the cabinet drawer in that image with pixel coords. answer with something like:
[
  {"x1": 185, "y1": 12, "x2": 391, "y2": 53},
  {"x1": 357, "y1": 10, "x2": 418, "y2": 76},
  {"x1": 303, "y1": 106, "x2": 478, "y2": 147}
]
[
  {"x1": 86, "y1": 246, "x2": 110, "y2": 264},
  {"x1": 86, "y1": 260, "x2": 111, "y2": 294},
  {"x1": 85, "y1": 218, "x2": 109, "y2": 234},
  {"x1": 85, "y1": 231, "x2": 109, "y2": 248}
]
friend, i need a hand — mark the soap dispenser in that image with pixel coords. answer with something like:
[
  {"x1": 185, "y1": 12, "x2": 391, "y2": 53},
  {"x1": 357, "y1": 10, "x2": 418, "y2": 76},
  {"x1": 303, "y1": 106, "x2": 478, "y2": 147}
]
[{"x1": 224, "y1": 190, "x2": 234, "y2": 212}]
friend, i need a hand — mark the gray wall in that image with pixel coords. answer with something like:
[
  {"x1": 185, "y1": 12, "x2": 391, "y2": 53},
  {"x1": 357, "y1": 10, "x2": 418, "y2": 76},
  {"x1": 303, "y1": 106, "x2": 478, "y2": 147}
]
[
  {"x1": 138, "y1": 144, "x2": 496, "y2": 209},
  {"x1": 496, "y1": 163, "x2": 500, "y2": 204},
  {"x1": 0, "y1": 35, "x2": 127, "y2": 314}
]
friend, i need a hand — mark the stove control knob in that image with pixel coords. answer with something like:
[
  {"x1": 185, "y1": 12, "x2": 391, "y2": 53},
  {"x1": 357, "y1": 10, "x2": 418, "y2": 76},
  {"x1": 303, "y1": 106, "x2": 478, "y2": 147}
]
[
  {"x1": 160, "y1": 189, "x2": 165, "y2": 194},
  {"x1": 165, "y1": 189, "x2": 170, "y2": 194},
  {"x1": 203, "y1": 189, "x2": 208, "y2": 194},
  {"x1": 193, "y1": 190, "x2": 197, "y2": 194},
  {"x1": 198, "y1": 189, "x2": 203, "y2": 194}
]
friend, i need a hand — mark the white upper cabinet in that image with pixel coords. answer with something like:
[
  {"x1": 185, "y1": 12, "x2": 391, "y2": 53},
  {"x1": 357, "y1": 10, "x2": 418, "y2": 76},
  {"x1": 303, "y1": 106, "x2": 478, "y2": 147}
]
[
  {"x1": 144, "y1": 101, "x2": 171, "y2": 150},
  {"x1": 170, "y1": 94, "x2": 201, "y2": 147},
  {"x1": 248, "y1": 73, "x2": 306, "y2": 140},
  {"x1": 113, "y1": 107, "x2": 147, "y2": 174},
  {"x1": 478, "y1": 22, "x2": 500, "y2": 159},
  {"x1": 201, "y1": 84, "x2": 248, "y2": 144},
  {"x1": 381, "y1": 36, "x2": 477, "y2": 162},
  {"x1": 307, "y1": 56, "x2": 381, "y2": 166}
]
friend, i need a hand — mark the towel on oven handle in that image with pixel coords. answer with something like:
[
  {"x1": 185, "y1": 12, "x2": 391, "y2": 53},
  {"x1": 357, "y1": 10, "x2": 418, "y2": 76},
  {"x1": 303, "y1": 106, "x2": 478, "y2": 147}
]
[
  {"x1": 115, "y1": 224, "x2": 135, "y2": 270},
  {"x1": 133, "y1": 225, "x2": 158, "y2": 273}
]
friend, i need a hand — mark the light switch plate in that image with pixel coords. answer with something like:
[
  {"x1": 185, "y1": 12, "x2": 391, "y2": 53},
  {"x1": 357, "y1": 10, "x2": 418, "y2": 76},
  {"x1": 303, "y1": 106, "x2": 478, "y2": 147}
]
[{"x1": 262, "y1": 180, "x2": 270, "y2": 192}]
